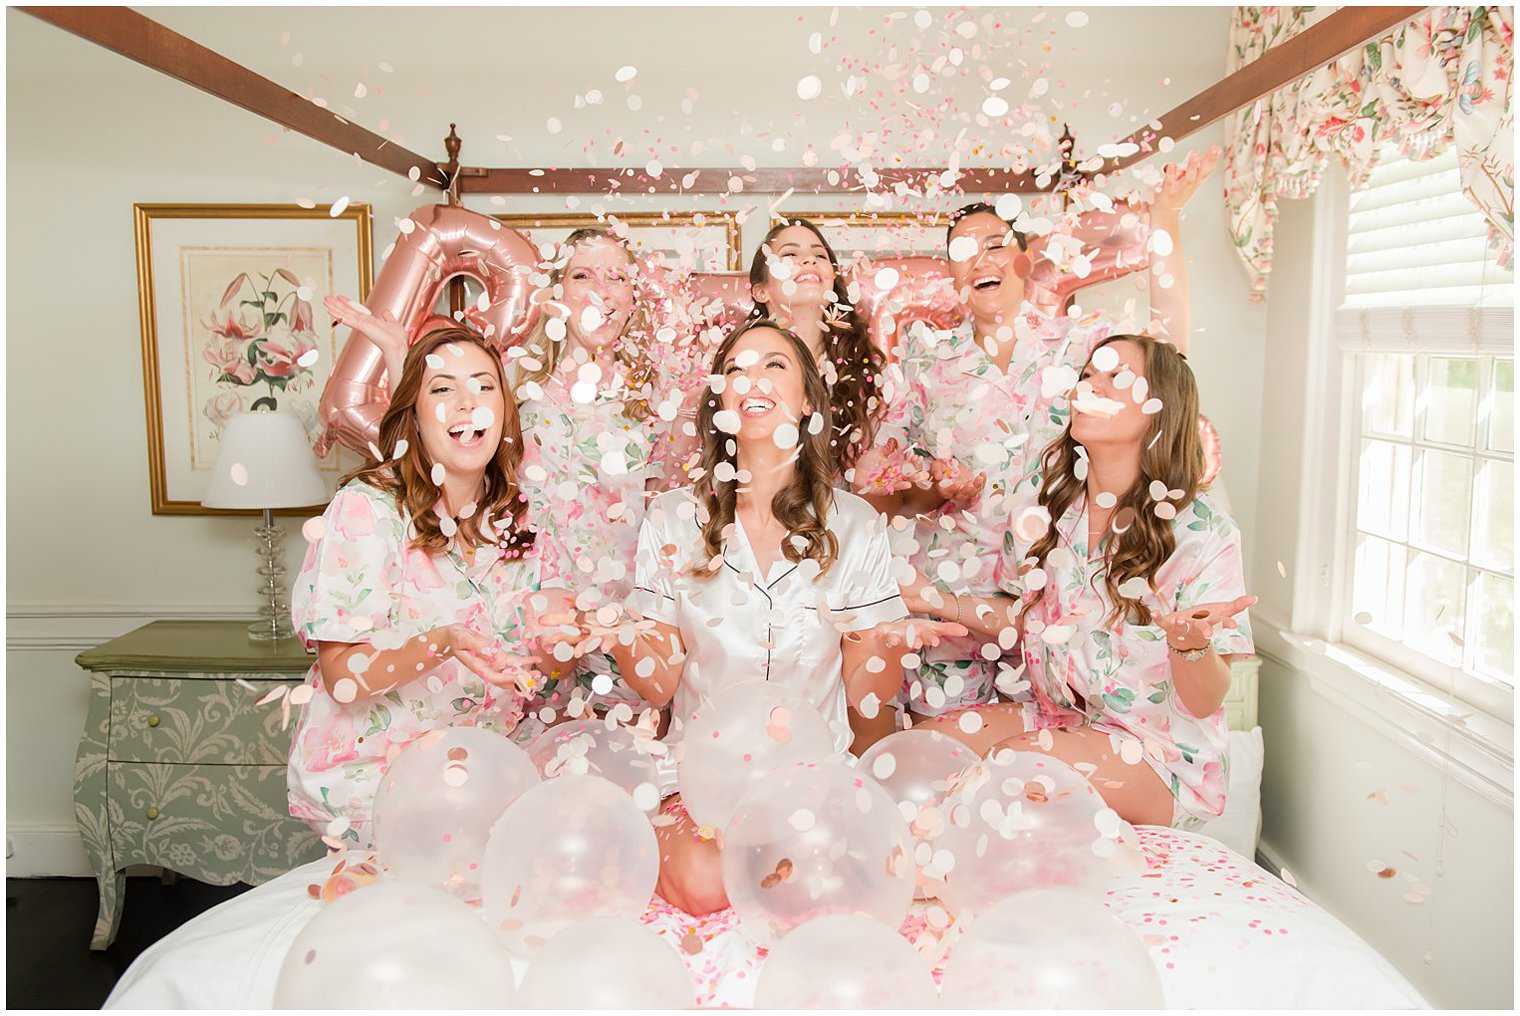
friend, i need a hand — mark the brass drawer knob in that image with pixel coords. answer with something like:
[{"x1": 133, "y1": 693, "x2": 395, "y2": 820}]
[
  {"x1": 147, "y1": 714, "x2": 161, "y2": 728},
  {"x1": 145, "y1": 806, "x2": 160, "y2": 820}
]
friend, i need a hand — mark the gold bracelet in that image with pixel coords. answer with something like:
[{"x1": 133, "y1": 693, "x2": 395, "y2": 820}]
[{"x1": 953, "y1": 593, "x2": 963, "y2": 627}]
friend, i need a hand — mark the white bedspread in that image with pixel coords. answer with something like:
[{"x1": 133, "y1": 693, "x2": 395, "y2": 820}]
[{"x1": 105, "y1": 827, "x2": 1426, "y2": 1009}]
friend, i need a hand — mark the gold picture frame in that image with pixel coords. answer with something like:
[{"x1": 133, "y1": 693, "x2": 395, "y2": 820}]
[
  {"x1": 791, "y1": 211, "x2": 951, "y2": 262},
  {"x1": 492, "y1": 210, "x2": 742, "y2": 271},
  {"x1": 134, "y1": 203, "x2": 374, "y2": 516}
]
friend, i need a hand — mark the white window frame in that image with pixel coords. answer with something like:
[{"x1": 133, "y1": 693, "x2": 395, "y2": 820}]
[
  {"x1": 1337, "y1": 349, "x2": 1513, "y2": 719},
  {"x1": 1269, "y1": 166, "x2": 1514, "y2": 807}
]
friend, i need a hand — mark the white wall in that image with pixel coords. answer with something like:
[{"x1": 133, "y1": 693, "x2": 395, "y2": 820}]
[
  {"x1": 5, "y1": 8, "x2": 1263, "y2": 870},
  {"x1": 1250, "y1": 186, "x2": 1514, "y2": 1009}
]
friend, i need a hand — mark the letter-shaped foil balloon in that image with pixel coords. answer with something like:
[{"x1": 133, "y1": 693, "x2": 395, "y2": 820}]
[
  {"x1": 317, "y1": 204, "x2": 540, "y2": 456},
  {"x1": 1199, "y1": 414, "x2": 1224, "y2": 487},
  {"x1": 1024, "y1": 201, "x2": 1151, "y2": 319},
  {"x1": 847, "y1": 256, "x2": 965, "y2": 360}
]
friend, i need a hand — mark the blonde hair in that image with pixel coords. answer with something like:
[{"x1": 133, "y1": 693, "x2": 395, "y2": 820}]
[{"x1": 514, "y1": 227, "x2": 659, "y2": 421}]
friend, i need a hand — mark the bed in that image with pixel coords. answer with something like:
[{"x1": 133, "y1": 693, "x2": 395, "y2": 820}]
[{"x1": 105, "y1": 824, "x2": 1426, "y2": 1009}]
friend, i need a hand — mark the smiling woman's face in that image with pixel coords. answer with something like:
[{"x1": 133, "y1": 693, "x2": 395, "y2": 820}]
[
  {"x1": 557, "y1": 237, "x2": 635, "y2": 351},
  {"x1": 416, "y1": 341, "x2": 506, "y2": 480},
  {"x1": 946, "y1": 210, "x2": 1025, "y2": 322},
  {"x1": 751, "y1": 224, "x2": 836, "y2": 313},
  {"x1": 1071, "y1": 339, "x2": 1150, "y2": 450},
  {"x1": 718, "y1": 325, "x2": 811, "y2": 446}
]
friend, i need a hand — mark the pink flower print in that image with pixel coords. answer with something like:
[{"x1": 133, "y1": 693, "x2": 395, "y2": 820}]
[
  {"x1": 204, "y1": 333, "x2": 257, "y2": 385},
  {"x1": 406, "y1": 548, "x2": 445, "y2": 591},
  {"x1": 334, "y1": 493, "x2": 376, "y2": 539},
  {"x1": 256, "y1": 329, "x2": 317, "y2": 379},
  {"x1": 205, "y1": 308, "x2": 263, "y2": 342},
  {"x1": 301, "y1": 712, "x2": 361, "y2": 772},
  {"x1": 456, "y1": 601, "x2": 491, "y2": 637},
  {"x1": 203, "y1": 391, "x2": 245, "y2": 434}
]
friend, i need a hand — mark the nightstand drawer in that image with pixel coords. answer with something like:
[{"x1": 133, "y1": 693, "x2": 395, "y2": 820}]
[
  {"x1": 106, "y1": 762, "x2": 324, "y2": 883},
  {"x1": 109, "y1": 677, "x2": 304, "y2": 765}
]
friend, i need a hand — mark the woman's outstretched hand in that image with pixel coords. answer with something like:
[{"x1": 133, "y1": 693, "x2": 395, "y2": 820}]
[
  {"x1": 929, "y1": 457, "x2": 986, "y2": 504},
  {"x1": 325, "y1": 294, "x2": 408, "y2": 360},
  {"x1": 1156, "y1": 594, "x2": 1256, "y2": 651},
  {"x1": 874, "y1": 618, "x2": 970, "y2": 651},
  {"x1": 1151, "y1": 145, "x2": 1221, "y2": 217},
  {"x1": 444, "y1": 624, "x2": 538, "y2": 695}
]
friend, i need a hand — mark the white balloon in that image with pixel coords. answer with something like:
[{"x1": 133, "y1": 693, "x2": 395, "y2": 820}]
[
  {"x1": 856, "y1": 728, "x2": 977, "y2": 899},
  {"x1": 924, "y1": 750, "x2": 1121, "y2": 921},
  {"x1": 754, "y1": 913, "x2": 938, "y2": 1008},
  {"x1": 481, "y1": 774, "x2": 659, "y2": 956},
  {"x1": 722, "y1": 761, "x2": 914, "y2": 947},
  {"x1": 938, "y1": 888, "x2": 1165, "y2": 1008},
  {"x1": 517, "y1": 917, "x2": 696, "y2": 1009},
  {"x1": 370, "y1": 727, "x2": 539, "y2": 897},
  {"x1": 675, "y1": 681, "x2": 837, "y2": 831},
  {"x1": 526, "y1": 719, "x2": 660, "y2": 795},
  {"x1": 274, "y1": 882, "x2": 516, "y2": 1008}
]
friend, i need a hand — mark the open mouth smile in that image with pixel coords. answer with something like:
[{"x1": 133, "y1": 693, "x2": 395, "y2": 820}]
[
  {"x1": 740, "y1": 396, "x2": 776, "y2": 417},
  {"x1": 447, "y1": 423, "x2": 487, "y2": 447}
]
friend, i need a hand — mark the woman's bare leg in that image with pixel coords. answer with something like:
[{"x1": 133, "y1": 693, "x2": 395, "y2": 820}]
[
  {"x1": 994, "y1": 726, "x2": 1175, "y2": 827},
  {"x1": 912, "y1": 705, "x2": 1176, "y2": 826},
  {"x1": 911, "y1": 701, "x2": 1028, "y2": 756},
  {"x1": 848, "y1": 704, "x2": 899, "y2": 756},
  {"x1": 653, "y1": 796, "x2": 729, "y2": 916}
]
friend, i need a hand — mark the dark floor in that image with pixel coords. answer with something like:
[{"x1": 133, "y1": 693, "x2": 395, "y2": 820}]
[{"x1": 7, "y1": 875, "x2": 250, "y2": 1009}]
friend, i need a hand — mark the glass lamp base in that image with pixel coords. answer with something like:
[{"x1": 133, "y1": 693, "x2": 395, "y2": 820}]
[{"x1": 247, "y1": 618, "x2": 297, "y2": 642}]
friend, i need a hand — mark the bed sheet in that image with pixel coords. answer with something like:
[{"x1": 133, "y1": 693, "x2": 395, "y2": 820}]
[{"x1": 104, "y1": 827, "x2": 1426, "y2": 1009}]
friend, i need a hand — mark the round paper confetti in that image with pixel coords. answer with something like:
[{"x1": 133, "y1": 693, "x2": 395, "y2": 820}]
[{"x1": 796, "y1": 75, "x2": 822, "y2": 100}]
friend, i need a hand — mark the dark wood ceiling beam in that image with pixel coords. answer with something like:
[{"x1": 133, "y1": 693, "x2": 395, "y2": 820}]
[
  {"x1": 1097, "y1": 6, "x2": 1429, "y2": 173},
  {"x1": 453, "y1": 165, "x2": 1048, "y2": 196},
  {"x1": 21, "y1": 6, "x2": 448, "y2": 188}
]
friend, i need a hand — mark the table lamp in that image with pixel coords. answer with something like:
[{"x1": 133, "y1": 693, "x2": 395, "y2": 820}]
[{"x1": 201, "y1": 410, "x2": 330, "y2": 641}]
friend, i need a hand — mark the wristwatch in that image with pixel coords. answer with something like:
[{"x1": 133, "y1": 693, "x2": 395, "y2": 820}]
[{"x1": 1167, "y1": 641, "x2": 1211, "y2": 662}]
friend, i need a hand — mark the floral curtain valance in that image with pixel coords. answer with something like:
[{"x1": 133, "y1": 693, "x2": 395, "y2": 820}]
[{"x1": 1224, "y1": 6, "x2": 1514, "y2": 301}]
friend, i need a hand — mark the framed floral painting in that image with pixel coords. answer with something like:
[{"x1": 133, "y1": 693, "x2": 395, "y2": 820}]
[{"x1": 134, "y1": 204, "x2": 373, "y2": 515}]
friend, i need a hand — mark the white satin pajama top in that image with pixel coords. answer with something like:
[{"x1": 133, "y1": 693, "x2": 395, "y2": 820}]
[{"x1": 629, "y1": 486, "x2": 908, "y2": 789}]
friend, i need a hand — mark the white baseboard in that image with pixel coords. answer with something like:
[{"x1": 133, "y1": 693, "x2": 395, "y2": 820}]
[{"x1": 7, "y1": 823, "x2": 92, "y2": 878}]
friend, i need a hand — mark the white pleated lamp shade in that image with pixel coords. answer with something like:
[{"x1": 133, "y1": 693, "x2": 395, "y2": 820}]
[{"x1": 201, "y1": 410, "x2": 330, "y2": 510}]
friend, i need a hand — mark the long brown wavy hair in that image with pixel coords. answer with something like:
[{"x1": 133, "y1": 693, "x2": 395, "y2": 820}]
[
  {"x1": 748, "y1": 217, "x2": 883, "y2": 475},
  {"x1": 692, "y1": 318, "x2": 840, "y2": 578},
  {"x1": 342, "y1": 327, "x2": 533, "y2": 555},
  {"x1": 515, "y1": 227, "x2": 660, "y2": 421},
  {"x1": 1019, "y1": 333, "x2": 1204, "y2": 629}
]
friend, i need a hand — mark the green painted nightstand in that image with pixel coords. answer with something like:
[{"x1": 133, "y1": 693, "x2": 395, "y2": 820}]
[{"x1": 74, "y1": 620, "x2": 326, "y2": 950}]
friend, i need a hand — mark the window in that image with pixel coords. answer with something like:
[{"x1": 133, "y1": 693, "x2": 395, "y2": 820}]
[{"x1": 1338, "y1": 146, "x2": 1514, "y2": 716}]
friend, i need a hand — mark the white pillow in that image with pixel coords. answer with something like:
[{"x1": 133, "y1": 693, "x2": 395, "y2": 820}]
[{"x1": 1195, "y1": 726, "x2": 1263, "y2": 858}]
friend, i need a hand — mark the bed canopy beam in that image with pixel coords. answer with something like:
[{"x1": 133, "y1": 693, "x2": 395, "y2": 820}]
[
  {"x1": 1100, "y1": 5, "x2": 1431, "y2": 173},
  {"x1": 20, "y1": 5, "x2": 449, "y2": 189},
  {"x1": 450, "y1": 165, "x2": 1047, "y2": 196}
]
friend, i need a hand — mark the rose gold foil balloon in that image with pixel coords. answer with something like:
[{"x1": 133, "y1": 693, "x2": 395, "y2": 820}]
[
  {"x1": 686, "y1": 271, "x2": 754, "y2": 332},
  {"x1": 317, "y1": 204, "x2": 540, "y2": 455},
  {"x1": 1025, "y1": 201, "x2": 1151, "y2": 318},
  {"x1": 846, "y1": 257, "x2": 966, "y2": 360},
  {"x1": 1198, "y1": 413, "x2": 1224, "y2": 486}
]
